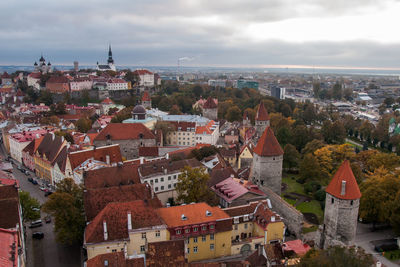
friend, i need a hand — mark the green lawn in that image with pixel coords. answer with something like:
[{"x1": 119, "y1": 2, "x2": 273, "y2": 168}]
[
  {"x1": 302, "y1": 225, "x2": 318, "y2": 234},
  {"x1": 282, "y1": 174, "x2": 305, "y2": 195},
  {"x1": 283, "y1": 197, "x2": 296, "y2": 206},
  {"x1": 384, "y1": 250, "x2": 400, "y2": 261},
  {"x1": 345, "y1": 141, "x2": 362, "y2": 150},
  {"x1": 296, "y1": 200, "x2": 324, "y2": 223}
]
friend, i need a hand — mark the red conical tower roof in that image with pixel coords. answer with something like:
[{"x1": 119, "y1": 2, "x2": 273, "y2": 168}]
[
  {"x1": 203, "y1": 97, "x2": 217, "y2": 109},
  {"x1": 255, "y1": 102, "x2": 270, "y2": 121},
  {"x1": 142, "y1": 91, "x2": 151, "y2": 102},
  {"x1": 325, "y1": 160, "x2": 361, "y2": 200},
  {"x1": 253, "y1": 126, "x2": 283, "y2": 157}
]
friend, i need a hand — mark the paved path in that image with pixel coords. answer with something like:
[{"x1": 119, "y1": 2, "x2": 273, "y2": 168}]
[
  {"x1": 1, "y1": 144, "x2": 81, "y2": 267},
  {"x1": 355, "y1": 223, "x2": 399, "y2": 267}
]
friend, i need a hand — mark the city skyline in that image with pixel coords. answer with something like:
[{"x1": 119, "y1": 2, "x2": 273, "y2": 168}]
[{"x1": 1, "y1": 0, "x2": 400, "y2": 68}]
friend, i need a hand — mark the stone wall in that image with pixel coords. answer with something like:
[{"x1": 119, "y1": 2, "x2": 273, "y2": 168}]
[
  {"x1": 93, "y1": 139, "x2": 156, "y2": 159},
  {"x1": 252, "y1": 154, "x2": 283, "y2": 195},
  {"x1": 255, "y1": 120, "x2": 269, "y2": 136},
  {"x1": 261, "y1": 186, "x2": 304, "y2": 238},
  {"x1": 203, "y1": 108, "x2": 218, "y2": 120},
  {"x1": 322, "y1": 193, "x2": 359, "y2": 247}
]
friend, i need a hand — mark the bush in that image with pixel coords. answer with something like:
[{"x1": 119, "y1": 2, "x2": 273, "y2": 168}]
[
  {"x1": 304, "y1": 181, "x2": 321, "y2": 194},
  {"x1": 296, "y1": 178, "x2": 306, "y2": 184},
  {"x1": 314, "y1": 189, "x2": 326, "y2": 201}
]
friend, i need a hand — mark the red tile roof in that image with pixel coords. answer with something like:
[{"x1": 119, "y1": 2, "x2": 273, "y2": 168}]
[
  {"x1": 196, "y1": 120, "x2": 217, "y2": 135},
  {"x1": 169, "y1": 121, "x2": 195, "y2": 131},
  {"x1": 255, "y1": 102, "x2": 270, "y2": 121},
  {"x1": 85, "y1": 200, "x2": 165, "y2": 243},
  {"x1": 203, "y1": 96, "x2": 218, "y2": 109},
  {"x1": 1, "y1": 72, "x2": 11, "y2": 79},
  {"x1": 138, "y1": 146, "x2": 159, "y2": 157},
  {"x1": 325, "y1": 160, "x2": 361, "y2": 200},
  {"x1": 212, "y1": 178, "x2": 265, "y2": 203},
  {"x1": 84, "y1": 183, "x2": 162, "y2": 222},
  {"x1": 133, "y1": 69, "x2": 153, "y2": 75},
  {"x1": 94, "y1": 123, "x2": 155, "y2": 141},
  {"x1": 139, "y1": 158, "x2": 202, "y2": 177},
  {"x1": 84, "y1": 163, "x2": 141, "y2": 189},
  {"x1": 69, "y1": 145, "x2": 122, "y2": 170},
  {"x1": 46, "y1": 76, "x2": 70, "y2": 84},
  {"x1": 86, "y1": 251, "x2": 144, "y2": 267},
  {"x1": 101, "y1": 97, "x2": 114, "y2": 105},
  {"x1": 28, "y1": 73, "x2": 41, "y2": 79},
  {"x1": 0, "y1": 228, "x2": 18, "y2": 267},
  {"x1": 157, "y1": 203, "x2": 230, "y2": 228},
  {"x1": 282, "y1": 240, "x2": 311, "y2": 256},
  {"x1": 0, "y1": 185, "x2": 20, "y2": 230},
  {"x1": 253, "y1": 127, "x2": 283, "y2": 157},
  {"x1": 146, "y1": 240, "x2": 186, "y2": 267},
  {"x1": 142, "y1": 91, "x2": 151, "y2": 102}
]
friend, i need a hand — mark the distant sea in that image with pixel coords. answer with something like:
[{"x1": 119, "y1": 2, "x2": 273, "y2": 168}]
[{"x1": 1, "y1": 65, "x2": 400, "y2": 77}]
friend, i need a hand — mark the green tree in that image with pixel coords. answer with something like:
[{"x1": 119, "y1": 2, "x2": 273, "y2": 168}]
[
  {"x1": 302, "y1": 139, "x2": 325, "y2": 155},
  {"x1": 299, "y1": 246, "x2": 374, "y2": 267},
  {"x1": 225, "y1": 106, "x2": 242, "y2": 122},
  {"x1": 390, "y1": 191, "x2": 400, "y2": 234},
  {"x1": 176, "y1": 166, "x2": 218, "y2": 205},
  {"x1": 42, "y1": 178, "x2": 85, "y2": 245},
  {"x1": 276, "y1": 127, "x2": 292, "y2": 147},
  {"x1": 19, "y1": 191, "x2": 41, "y2": 222},
  {"x1": 75, "y1": 117, "x2": 92, "y2": 133},
  {"x1": 154, "y1": 121, "x2": 176, "y2": 142},
  {"x1": 332, "y1": 82, "x2": 343, "y2": 100},
  {"x1": 192, "y1": 85, "x2": 203, "y2": 97},
  {"x1": 313, "y1": 82, "x2": 321, "y2": 98},
  {"x1": 283, "y1": 144, "x2": 300, "y2": 170},
  {"x1": 299, "y1": 153, "x2": 323, "y2": 183},
  {"x1": 111, "y1": 107, "x2": 133, "y2": 123}
]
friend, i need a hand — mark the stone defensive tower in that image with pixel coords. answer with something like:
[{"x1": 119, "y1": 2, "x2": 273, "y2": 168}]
[
  {"x1": 242, "y1": 110, "x2": 251, "y2": 127},
  {"x1": 251, "y1": 126, "x2": 284, "y2": 195},
  {"x1": 202, "y1": 96, "x2": 218, "y2": 120},
  {"x1": 141, "y1": 91, "x2": 152, "y2": 109},
  {"x1": 255, "y1": 102, "x2": 270, "y2": 136},
  {"x1": 322, "y1": 160, "x2": 361, "y2": 248}
]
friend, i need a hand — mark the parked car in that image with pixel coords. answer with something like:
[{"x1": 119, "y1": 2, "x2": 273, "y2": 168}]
[
  {"x1": 44, "y1": 216, "x2": 51, "y2": 223},
  {"x1": 25, "y1": 171, "x2": 30, "y2": 176},
  {"x1": 32, "y1": 180, "x2": 38, "y2": 185},
  {"x1": 29, "y1": 220, "x2": 42, "y2": 228},
  {"x1": 44, "y1": 191, "x2": 53, "y2": 197},
  {"x1": 39, "y1": 187, "x2": 46, "y2": 191},
  {"x1": 28, "y1": 177, "x2": 33, "y2": 183},
  {"x1": 32, "y1": 232, "x2": 44, "y2": 239}
]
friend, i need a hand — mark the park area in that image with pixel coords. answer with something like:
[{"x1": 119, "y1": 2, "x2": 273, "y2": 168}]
[{"x1": 282, "y1": 174, "x2": 324, "y2": 233}]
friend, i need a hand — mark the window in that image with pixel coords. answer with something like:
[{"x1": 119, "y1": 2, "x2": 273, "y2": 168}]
[
  {"x1": 202, "y1": 236, "x2": 206, "y2": 242},
  {"x1": 174, "y1": 175, "x2": 177, "y2": 179},
  {"x1": 174, "y1": 183, "x2": 177, "y2": 188},
  {"x1": 210, "y1": 244, "x2": 214, "y2": 250},
  {"x1": 202, "y1": 225, "x2": 207, "y2": 231},
  {"x1": 155, "y1": 230, "x2": 160, "y2": 237},
  {"x1": 176, "y1": 229, "x2": 181, "y2": 235},
  {"x1": 168, "y1": 184, "x2": 171, "y2": 189},
  {"x1": 210, "y1": 234, "x2": 214, "y2": 240},
  {"x1": 155, "y1": 179, "x2": 158, "y2": 183},
  {"x1": 142, "y1": 232, "x2": 146, "y2": 239},
  {"x1": 331, "y1": 198, "x2": 334, "y2": 204},
  {"x1": 351, "y1": 200, "x2": 353, "y2": 205},
  {"x1": 150, "y1": 180, "x2": 153, "y2": 185},
  {"x1": 187, "y1": 248, "x2": 190, "y2": 254},
  {"x1": 161, "y1": 186, "x2": 164, "y2": 190},
  {"x1": 193, "y1": 237, "x2": 198, "y2": 243},
  {"x1": 243, "y1": 215, "x2": 249, "y2": 221},
  {"x1": 193, "y1": 227, "x2": 198, "y2": 232},
  {"x1": 244, "y1": 223, "x2": 248, "y2": 229},
  {"x1": 161, "y1": 177, "x2": 164, "y2": 182},
  {"x1": 168, "y1": 176, "x2": 171, "y2": 180},
  {"x1": 193, "y1": 246, "x2": 198, "y2": 253},
  {"x1": 140, "y1": 245, "x2": 145, "y2": 252},
  {"x1": 185, "y1": 228, "x2": 190, "y2": 233},
  {"x1": 155, "y1": 187, "x2": 158, "y2": 192},
  {"x1": 234, "y1": 225, "x2": 238, "y2": 230},
  {"x1": 112, "y1": 249, "x2": 117, "y2": 252},
  {"x1": 233, "y1": 217, "x2": 240, "y2": 224},
  {"x1": 210, "y1": 224, "x2": 215, "y2": 230}
]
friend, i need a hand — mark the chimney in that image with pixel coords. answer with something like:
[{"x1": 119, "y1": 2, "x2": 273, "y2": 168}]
[
  {"x1": 127, "y1": 211, "x2": 132, "y2": 230},
  {"x1": 341, "y1": 180, "x2": 346, "y2": 196},
  {"x1": 166, "y1": 153, "x2": 169, "y2": 160},
  {"x1": 140, "y1": 157, "x2": 144, "y2": 164},
  {"x1": 106, "y1": 155, "x2": 110, "y2": 165},
  {"x1": 103, "y1": 220, "x2": 108, "y2": 240}
]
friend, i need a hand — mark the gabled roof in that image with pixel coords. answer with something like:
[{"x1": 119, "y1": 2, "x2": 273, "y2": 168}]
[
  {"x1": 0, "y1": 228, "x2": 18, "y2": 267},
  {"x1": 68, "y1": 145, "x2": 122, "y2": 170},
  {"x1": 53, "y1": 146, "x2": 68, "y2": 172},
  {"x1": 35, "y1": 133, "x2": 65, "y2": 164},
  {"x1": 0, "y1": 185, "x2": 20, "y2": 230},
  {"x1": 146, "y1": 240, "x2": 186, "y2": 267},
  {"x1": 203, "y1": 96, "x2": 218, "y2": 109},
  {"x1": 139, "y1": 158, "x2": 202, "y2": 177},
  {"x1": 85, "y1": 200, "x2": 165, "y2": 244},
  {"x1": 212, "y1": 178, "x2": 265, "y2": 203},
  {"x1": 325, "y1": 160, "x2": 361, "y2": 200},
  {"x1": 209, "y1": 166, "x2": 237, "y2": 187},
  {"x1": 157, "y1": 203, "x2": 230, "y2": 228},
  {"x1": 253, "y1": 127, "x2": 283, "y2": 157},
  {"x1": 142, "y1": 91, "x2": 151, "y2": 102},
  {"x1": 133, "y1": 69, "x2": 153, "y2": 75},
  {"x1": 255, "y1": 102, "x2": 270, "y2": 121},
  {"x1": 87, "y1": 251, "x2": 144, "y2": 267},
  {"x1": 46, "y1": 76, "x2": 69, "y2": 84},
  {"x1": 84, "y1": 163, "x2": 141, "y2": 189},
  {"x1": 84, "y1": 183, "x2": 162, "y2": 222},
  {"x1": 101, "y1": 97, "x2": 114, "y2": 105},
  {"x1": 94, "y1": 123, "x2": 155, "y2": 141}
]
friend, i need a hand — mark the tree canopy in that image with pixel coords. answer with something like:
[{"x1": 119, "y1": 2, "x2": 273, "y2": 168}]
[{"x1": 19, "y1": 191, "x2": 41, "y2": 222}]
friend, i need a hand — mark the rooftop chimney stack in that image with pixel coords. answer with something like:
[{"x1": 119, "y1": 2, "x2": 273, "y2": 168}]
[
  {"x1": 341, "y1": 180, "x2": 346, "y2": 196},
  {"x1": 127, "y1": 211, "x2": 132, "y2": 230},
  {"x1": 103, "y1": 220, "x2": 108, "y2": 240}
]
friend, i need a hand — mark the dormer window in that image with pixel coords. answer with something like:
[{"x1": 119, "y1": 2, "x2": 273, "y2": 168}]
[
  {"x1": 181, "y1": 214, "x2": 187, "y2": 221},
  {"x1": 243, "y1": 215, "x2": 249, "y2": 222},
  {"x1": 233, "y1": 217, "x2": 240, "y2": 224},
  {"x1": 193, "y1": 227, "x2": 198, "y2": 232},
  {"x1": 206, "y1": 210, "x2": 212, "y2": 217},
  {"x1": 176, "y1": 229, "x2": 181, "y2": 235}
]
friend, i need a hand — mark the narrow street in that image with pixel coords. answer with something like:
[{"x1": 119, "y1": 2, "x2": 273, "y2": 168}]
[{"x1": 1, "y1": 144, "x2": 81, "y2": 267}]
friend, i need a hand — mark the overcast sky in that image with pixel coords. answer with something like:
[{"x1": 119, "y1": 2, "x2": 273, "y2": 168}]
[{"x1": 1, "y1": 0, "x2": 400, "y2": 68}]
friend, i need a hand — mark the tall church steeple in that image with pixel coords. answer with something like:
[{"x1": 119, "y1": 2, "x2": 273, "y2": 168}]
[{"x1": 107, "y1": 44, "x2": 114, "y2": 64}]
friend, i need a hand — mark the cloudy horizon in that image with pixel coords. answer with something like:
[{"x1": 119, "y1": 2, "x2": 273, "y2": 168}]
[{"x1": 1, "y1": 0, "x2": 400, "y2": 69}]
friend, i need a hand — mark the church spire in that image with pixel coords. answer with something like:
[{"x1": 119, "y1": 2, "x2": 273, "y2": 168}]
[{"x1": 107, "y1": 44, "x2": 114, "y2": 64}]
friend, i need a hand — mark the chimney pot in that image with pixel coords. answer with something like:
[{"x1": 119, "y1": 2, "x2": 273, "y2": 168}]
[
  {"x1": 103, "y1": 220, "x2": 108, "y2": 240},
  {"x1": 127, "y1": 212, "x2": 132, "y2": 230},
  {"x1": 341, "y1": 180, "x2": 346, "y2": 196}
]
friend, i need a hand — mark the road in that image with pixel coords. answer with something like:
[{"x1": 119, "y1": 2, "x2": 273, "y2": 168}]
[
  {"x1": 355, "y1": 223, "x2": 399, "y2": 267},
  {"x1": 1, "y1": 145, "x2": 81, "y2": 267}
]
